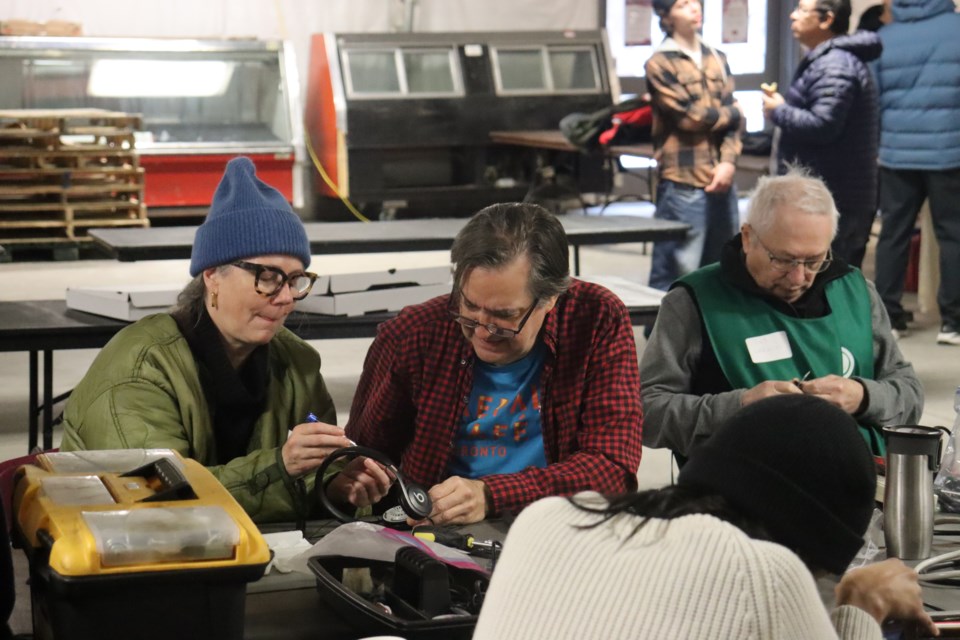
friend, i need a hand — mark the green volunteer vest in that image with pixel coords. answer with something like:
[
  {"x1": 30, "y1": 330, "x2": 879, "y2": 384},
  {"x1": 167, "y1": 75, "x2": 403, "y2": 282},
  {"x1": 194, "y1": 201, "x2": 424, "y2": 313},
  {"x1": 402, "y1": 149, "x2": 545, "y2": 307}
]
[{"x1": 680, "y1": 265, "x2": 883, "y2": 455}]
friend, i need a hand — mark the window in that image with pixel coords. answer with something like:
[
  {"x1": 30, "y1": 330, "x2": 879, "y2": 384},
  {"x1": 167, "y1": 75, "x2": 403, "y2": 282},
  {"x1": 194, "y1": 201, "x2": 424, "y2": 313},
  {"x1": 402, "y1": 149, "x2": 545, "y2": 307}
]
[
  {"x1": 492, "y1": 45, "x2": 602, "y2": 95},
  {"x1": 345, "y1": 50, "x2": 400, "y2": 95},
  {"x1": 343, "y1": 47, "x2": 463, "y2": 99},
  {"x1": 605, "y1": 0, "x2": 771, "y2": 79}
]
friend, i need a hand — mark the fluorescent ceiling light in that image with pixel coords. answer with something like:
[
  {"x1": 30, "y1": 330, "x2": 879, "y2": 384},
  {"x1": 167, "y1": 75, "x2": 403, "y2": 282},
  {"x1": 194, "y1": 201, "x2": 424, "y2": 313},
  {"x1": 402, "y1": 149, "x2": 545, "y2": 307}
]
[{"x1": 87, "y1": 59, "x2": 234, "y2": 97}]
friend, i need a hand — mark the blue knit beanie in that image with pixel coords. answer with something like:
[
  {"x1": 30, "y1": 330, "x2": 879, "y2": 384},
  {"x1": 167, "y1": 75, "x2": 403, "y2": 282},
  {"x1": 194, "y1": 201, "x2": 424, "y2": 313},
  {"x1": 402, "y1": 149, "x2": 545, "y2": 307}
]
[{"x1": 189, "y1": 157, "x2": 311, "y2": 276}]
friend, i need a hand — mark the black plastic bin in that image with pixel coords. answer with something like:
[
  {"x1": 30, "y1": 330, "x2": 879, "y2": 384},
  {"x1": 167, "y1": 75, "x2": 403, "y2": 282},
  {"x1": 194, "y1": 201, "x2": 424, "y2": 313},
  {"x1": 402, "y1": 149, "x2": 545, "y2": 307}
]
[{"x1": 308, "y1": 554, "x2": 489, "y2": 640}]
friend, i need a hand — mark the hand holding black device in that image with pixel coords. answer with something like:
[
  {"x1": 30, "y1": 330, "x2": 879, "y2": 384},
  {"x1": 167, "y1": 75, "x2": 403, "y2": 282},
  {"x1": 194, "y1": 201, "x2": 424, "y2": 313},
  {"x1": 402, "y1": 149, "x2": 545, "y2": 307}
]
[{"x1": 316, "y1": 445, "x2": 432, "y2": 524}]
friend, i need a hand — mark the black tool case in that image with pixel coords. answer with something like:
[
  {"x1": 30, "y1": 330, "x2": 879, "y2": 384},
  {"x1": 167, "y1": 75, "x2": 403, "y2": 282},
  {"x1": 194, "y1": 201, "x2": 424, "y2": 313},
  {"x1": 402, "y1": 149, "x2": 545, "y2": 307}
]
[{"x1": 308, "y1": 550, "x2": 490, "y2": 640}]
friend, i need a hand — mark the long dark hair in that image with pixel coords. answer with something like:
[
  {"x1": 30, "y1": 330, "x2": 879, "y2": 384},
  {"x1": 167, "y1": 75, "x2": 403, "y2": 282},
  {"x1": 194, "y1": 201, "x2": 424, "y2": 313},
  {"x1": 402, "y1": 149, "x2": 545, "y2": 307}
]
[{"x1": 570, "y1": 485, "x2": 773, "y2": 543}]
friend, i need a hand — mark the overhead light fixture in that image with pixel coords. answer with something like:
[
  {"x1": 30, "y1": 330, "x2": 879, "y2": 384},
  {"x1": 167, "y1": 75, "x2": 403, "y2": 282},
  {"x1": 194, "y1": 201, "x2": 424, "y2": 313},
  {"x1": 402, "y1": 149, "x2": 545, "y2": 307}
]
[{"x1": 87, "y1": 59, "x2": 234, "y2": 97}]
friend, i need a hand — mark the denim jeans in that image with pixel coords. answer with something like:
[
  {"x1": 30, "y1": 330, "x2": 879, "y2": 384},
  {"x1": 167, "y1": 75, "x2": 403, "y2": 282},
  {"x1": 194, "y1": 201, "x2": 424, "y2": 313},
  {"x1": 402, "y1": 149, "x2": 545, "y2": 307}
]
[
  {"x1": 648, "y1": 179, "x2": 739, "y2": 291},
  {"x1": 875, "y1": 167, "x2": 960, "y2": 329}
]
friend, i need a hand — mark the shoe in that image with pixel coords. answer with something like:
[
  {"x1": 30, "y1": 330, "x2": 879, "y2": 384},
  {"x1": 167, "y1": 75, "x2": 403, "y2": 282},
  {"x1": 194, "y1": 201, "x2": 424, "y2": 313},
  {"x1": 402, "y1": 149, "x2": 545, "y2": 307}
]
[
  {"x1": 937, "y1": 326, "x2": 960, "y2": 346},
  {"x1": 889, "y1": 315, "x2": 909, "y2": 339},
  {"x1": 890, "y1": 316, "x2": 909, "y2": 332}
]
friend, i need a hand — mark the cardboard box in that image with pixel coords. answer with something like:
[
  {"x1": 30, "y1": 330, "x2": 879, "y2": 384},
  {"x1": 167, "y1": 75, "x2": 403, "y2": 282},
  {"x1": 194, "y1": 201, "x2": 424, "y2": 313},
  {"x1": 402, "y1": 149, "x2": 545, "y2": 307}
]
[
  {"x1": 298, "y1": 283, "x2": 450, "y2": 317},
  {"x1": 577, "y1": 275, "x2": 665, "y2": 307},
  {"x1": 298, "y1": 266, "x2": 451, "y2": 317},
  {"x1": 66, "y1": 284, "x2": 182, "y2": 321}
]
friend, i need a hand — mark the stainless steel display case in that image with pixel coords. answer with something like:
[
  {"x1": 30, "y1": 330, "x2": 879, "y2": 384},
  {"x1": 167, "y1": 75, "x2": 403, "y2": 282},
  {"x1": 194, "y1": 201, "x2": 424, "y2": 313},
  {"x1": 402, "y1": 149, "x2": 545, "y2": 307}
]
[{"x1": 0, "y1": 36, "x2": 305, "y2": 212}]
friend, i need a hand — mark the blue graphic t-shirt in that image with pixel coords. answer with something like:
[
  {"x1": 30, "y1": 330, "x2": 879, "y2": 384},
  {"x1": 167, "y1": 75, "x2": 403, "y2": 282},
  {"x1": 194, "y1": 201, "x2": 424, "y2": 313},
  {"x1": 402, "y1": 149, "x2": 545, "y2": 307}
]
[{"x1": 448, "y1": 344, "x2": 548, "y2": 478}]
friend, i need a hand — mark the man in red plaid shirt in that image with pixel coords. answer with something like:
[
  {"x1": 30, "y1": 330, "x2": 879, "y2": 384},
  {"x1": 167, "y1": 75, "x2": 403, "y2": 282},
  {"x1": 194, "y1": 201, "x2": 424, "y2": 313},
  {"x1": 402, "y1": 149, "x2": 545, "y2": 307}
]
[{"x1": 330, "y1": 203, "x2": 643, "y2": 524}]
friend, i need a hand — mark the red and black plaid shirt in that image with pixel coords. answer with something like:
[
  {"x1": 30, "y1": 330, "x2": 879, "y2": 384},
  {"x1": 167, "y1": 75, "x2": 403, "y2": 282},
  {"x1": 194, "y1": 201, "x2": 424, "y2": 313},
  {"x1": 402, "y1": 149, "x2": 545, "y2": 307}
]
[
  {"x1": 645, "y1": 38, "x2": 742, "y2": 188},
  {"x1": 346, "y1": 279, "x2": 643, "y2": 516}
]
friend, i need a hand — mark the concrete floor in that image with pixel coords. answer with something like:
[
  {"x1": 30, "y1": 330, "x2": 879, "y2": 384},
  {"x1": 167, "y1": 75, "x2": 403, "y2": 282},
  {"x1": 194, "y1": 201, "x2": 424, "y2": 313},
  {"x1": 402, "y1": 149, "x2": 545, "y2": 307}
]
[{"x1": 0, "y1": 217, "x2": 957, "y2": 491}]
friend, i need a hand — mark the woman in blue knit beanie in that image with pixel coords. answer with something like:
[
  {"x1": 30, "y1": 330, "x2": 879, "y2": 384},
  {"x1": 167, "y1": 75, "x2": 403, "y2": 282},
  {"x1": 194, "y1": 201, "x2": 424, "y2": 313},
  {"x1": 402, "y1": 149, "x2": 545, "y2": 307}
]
[{"x1": 60, "y1": 157, "x2": 384, "y2": 523}]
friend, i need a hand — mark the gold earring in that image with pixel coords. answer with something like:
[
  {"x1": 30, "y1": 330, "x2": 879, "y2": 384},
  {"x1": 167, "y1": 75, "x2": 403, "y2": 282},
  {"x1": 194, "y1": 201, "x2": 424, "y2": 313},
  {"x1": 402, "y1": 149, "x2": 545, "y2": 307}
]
[{"x1": 211, "y1": 291, "x2": 219, "y2": 309}]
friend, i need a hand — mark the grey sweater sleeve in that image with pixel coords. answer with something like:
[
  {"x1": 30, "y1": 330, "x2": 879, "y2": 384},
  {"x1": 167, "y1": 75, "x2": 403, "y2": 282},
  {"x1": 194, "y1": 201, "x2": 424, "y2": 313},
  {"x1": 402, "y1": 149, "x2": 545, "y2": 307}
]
[
  {"x1": 640, "y1": 287, "x2": 745, "y2": 456},
  {"x1": 855, "y1": 280, "x2": 924, "y2": 426}
]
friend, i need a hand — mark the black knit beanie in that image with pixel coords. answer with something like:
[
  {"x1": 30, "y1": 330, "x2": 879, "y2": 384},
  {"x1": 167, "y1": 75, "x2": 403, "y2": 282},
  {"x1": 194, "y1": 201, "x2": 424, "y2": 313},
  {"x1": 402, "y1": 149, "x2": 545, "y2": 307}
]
[{"x1": 678, "y1": 395, "x2": 877, "y2": 575}]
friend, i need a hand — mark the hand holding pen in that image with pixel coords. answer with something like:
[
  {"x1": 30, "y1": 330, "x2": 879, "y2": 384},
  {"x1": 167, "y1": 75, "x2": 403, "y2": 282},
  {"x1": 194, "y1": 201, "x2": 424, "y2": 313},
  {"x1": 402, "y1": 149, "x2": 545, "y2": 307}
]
[
  {"x1": 299, "y1": 414, "x2": 395, "y2": 508},
  {"x1": 280, "y1": 411, "x2": 355, "y2": 478}
]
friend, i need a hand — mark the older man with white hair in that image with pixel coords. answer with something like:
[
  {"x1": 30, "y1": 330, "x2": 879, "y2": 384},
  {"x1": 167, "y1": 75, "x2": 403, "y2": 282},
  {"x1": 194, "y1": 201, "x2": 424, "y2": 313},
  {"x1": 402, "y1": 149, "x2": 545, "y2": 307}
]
[{"x1": 641, "y1": 168, "x2": 922, "y2": 461}]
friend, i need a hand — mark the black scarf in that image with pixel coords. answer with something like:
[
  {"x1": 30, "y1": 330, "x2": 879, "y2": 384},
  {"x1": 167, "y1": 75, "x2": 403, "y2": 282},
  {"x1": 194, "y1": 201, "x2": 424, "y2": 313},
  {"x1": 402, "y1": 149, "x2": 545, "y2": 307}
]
[{"x1": 174, "y1": 307, "x2": 270, "y2": 464}]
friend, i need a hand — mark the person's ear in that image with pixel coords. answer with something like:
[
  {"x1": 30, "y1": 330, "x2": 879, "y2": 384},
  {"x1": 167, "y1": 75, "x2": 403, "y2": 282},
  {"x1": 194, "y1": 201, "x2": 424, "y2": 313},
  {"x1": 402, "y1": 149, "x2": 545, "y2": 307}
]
[
  {"x1": 820, "y1": 10, "x2": 835, "y2": 30},
  {"x1": 541, "y1": 295, "x2": 559, "y2": 314},
  {"x1": 203, "y1": 266, "x2": 220, "y2": 288},
  {"x1": 740, "y1": 223, "x2": 753, "y2": 251}
]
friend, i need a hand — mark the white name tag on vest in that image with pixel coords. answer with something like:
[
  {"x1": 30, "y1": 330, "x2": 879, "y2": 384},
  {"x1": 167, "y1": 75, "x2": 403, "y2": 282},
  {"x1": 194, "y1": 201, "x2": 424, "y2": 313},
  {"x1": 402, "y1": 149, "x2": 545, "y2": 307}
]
[{"x1": 745, "y1": 331, "x2": 793, "y2": 364}]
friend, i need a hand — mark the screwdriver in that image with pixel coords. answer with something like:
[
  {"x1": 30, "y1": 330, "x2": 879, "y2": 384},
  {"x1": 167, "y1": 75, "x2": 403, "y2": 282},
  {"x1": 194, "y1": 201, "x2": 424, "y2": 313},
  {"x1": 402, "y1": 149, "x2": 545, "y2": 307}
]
[{"x1": 412, "y1": 526, "x2": 497, "y2": 553}]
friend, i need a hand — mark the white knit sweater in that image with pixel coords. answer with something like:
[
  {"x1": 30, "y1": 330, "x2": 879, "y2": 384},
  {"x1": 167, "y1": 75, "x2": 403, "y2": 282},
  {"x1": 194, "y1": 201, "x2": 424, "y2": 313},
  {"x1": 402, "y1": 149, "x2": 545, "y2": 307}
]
[{"x1": 473, "y1": 494, "x2": 881, "y2": 640}]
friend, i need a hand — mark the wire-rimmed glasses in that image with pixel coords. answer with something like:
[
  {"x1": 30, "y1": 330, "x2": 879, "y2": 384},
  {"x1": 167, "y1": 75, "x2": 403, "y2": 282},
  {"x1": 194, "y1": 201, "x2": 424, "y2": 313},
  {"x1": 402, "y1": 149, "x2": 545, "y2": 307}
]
[
  {"x1": 450, "y1": 293, "x2": 540, "y2": 338},
  {"x1": 752, "y1": 234, "x2": 833, "y2": 275}
]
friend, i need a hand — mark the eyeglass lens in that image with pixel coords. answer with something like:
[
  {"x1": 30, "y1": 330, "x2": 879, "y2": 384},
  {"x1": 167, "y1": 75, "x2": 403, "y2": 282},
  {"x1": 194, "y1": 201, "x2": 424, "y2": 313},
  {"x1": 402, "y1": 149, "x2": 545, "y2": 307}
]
[
  {"x1": 452, "y1": 296, "x2": 538, "y2": 337},
  {"x1": 233, "y1": 262, "x2": 316, "y2": 299},
  {"x1": 255, "y1": 269, "x2": 314, "y2": 297},
  {"x1": 770, "y1": 254, "x2": 831, "y2": 274}
]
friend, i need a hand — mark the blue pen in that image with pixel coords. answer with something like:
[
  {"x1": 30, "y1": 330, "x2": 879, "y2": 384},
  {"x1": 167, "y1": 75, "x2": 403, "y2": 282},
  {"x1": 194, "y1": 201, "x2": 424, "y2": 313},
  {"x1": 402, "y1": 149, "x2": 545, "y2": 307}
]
[{"x1": 305, "y1": 412, "x2": 357, "y2": 446}]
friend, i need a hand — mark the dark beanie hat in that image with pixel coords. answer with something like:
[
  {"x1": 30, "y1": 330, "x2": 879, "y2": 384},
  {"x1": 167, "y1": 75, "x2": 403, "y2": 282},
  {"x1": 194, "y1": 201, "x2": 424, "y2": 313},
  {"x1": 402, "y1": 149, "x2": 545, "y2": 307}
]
[
  {"x1": 678, "y1": 395, "x2": 877, "y2": 575},
  {"x1": 189, "y1": 157, "x2": 311, "y2": 277},
  {"x1": 652, "y1": 0, "x2": 678, "y2": 17}
]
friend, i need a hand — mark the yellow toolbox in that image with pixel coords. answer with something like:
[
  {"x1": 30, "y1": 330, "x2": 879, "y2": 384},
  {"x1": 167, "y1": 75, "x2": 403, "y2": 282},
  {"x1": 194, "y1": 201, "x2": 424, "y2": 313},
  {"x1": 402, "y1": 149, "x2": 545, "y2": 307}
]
[{"x1": 11, "y1": 449, "x2": 270, "y2": 640}]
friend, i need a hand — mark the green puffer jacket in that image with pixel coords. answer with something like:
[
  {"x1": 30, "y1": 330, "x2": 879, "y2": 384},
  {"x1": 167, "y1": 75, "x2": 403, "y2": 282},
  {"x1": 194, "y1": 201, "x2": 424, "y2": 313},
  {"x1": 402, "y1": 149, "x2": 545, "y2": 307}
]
[{"x1": 60, "y1": 313, "x2": 338, "y2": 523}]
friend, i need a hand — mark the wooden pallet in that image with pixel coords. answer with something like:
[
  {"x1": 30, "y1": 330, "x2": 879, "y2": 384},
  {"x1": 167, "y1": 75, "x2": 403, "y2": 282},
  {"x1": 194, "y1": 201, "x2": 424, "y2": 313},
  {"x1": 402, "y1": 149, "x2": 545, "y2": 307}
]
[
  {"x1": 0, "y1": 109, "x2": 147, "y2": 253},
  {"x1": 0, "y1": 166, "x2": 143, "y2": 181},
  {"x1": 0, "y1": 200, "x2": 146, "y2": 221},
  {"x1": 0, "y1": 109, "x2": 142, "y2": 129},
  {"x1": 0, "y1": 147, "x2": 139, "y2": 170}
]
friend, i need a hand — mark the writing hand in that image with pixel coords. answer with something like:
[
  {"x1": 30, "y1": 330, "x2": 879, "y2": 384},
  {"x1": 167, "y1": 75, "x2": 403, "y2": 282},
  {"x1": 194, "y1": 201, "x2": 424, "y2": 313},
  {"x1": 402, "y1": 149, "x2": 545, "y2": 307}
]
[{"x1": 282, "y1": 420, "x2": 353, "y2": 477}]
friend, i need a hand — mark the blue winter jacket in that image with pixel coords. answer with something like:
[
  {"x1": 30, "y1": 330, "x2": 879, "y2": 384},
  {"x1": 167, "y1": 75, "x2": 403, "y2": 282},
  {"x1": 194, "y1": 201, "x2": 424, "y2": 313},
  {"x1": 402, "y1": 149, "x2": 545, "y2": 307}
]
[
  {"x1": 874, "y1": 0, "x2": 960, "y2": 170},
  {"x1": 773, "y1": 31, "x2": 881, "y2": 217}
]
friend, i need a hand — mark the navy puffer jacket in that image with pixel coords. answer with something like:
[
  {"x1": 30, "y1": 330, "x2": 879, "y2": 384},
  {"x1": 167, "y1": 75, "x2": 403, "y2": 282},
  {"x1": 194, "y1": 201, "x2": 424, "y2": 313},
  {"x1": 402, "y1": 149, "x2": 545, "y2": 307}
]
[
  {"x1": 773, "y1": 31, "x2": 881, "y2": 217},
  {"x1": 874, "y1": 0, "x2": 960, "y2": 170}
]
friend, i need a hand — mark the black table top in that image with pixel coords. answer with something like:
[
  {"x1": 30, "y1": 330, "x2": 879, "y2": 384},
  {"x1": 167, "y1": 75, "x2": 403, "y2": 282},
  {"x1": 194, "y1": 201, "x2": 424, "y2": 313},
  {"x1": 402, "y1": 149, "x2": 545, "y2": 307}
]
[
  {"x1": 0, "y1": 300, "x2": 395, "y2": 352},
  {"x1": 89, "y1": 215, "x2": 690, "y2": 262}
]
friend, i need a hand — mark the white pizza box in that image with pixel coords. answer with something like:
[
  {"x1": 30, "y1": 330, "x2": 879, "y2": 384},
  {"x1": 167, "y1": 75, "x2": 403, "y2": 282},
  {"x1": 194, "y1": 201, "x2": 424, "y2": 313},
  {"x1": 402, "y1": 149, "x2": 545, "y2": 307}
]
[
  {"x1": 66, "y1": 284, "x2": 183, "y2": 321},
  {"x1": 315, "y1": 265, "x2": 451, "y2": 295},
  {"x1": 297, "y1": 282, "x2": 450, "y2": 317},
  {"x1": 296, "y1": 265, "x2": 451, "y2": 317},
  {"x1": 577, "y1": 275, "x2": 665, "y2": 307}
]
